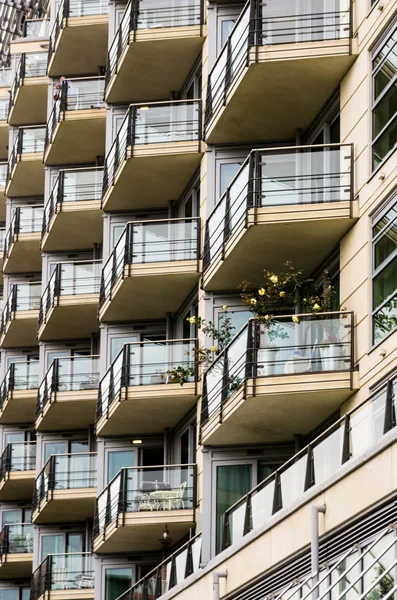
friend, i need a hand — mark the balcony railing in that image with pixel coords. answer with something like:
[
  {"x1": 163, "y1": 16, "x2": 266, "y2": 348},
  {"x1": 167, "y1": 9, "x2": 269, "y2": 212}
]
[
  {"x1": 0, "y1": 97, "x2": 8, "y2": 120},
  {"x1": 96, "y1": 339, "x2": 198, "y2": 422},
  {"x1": 0, "y1": 442, "x2": 36, "y2": 480},
  {"x1": 7, "y1": 127, "x2": 46, "y2": 182},
  {"x1": 3, "y1": 205, "x2": 44, "y2": 258},
  {"x1": 0, "y1": 227, "x2": 5, "y2": 251},
  {"x1": 204, "y1": 0, "x2": 352, "y2": 134},
  {"x1": 1, "y1": 283, "x2": 41, "y2": 332},
  {"x1": 0, "y1": 523, "x2": 33, "y2": 555},
  {"x1": 102, "y1": 100, "x2": 201, "y2": 197},
  {"x1": 99, "y1": 218, "x2": 200, "y2": 308},
  {"x1": 23, "y1": 19, "x2": 50, "y2": 38},
  {"x1": 9, "y1": 53, "x2": 47, "y2": 114},
  {"x1": 0, "y1": 162, "x2": 7, "y2": 187},
  {"x1": 93, "y1": 464, "x2": 197, "y2": 538},
  {"x1": 33, "y1": 453, "x2": 97, "y2": 511},
  {"x1": 105, "y1": 0, "x2": 202, "y2": 87},
  {"x1": 31, "y1": 552, "x2": 94, "y2": 600},
  {"x1": 0, "y1": 68, "x2": 13, "y2": 87},
  {"x1": 39, "y1": 260, "x2": 102, "y2": 328},
  {"x1": 42, "y1": 167, "x2": 103, "y2": 235},
  {"x1": 0, "y1": 361, "x2": 39, "y2": 411},
  {"x1": 37, "y1": 355, "x2": 100, "y2": 419},
  {"x1": 116, "y1": 532, "x2": 202, "y2": 600},
  {"x1": 203, "y1": 144, "x2": 354, "y2": 271},
  {"x1": 201, "y1": 312, "x2": 354, "y2": 429}
]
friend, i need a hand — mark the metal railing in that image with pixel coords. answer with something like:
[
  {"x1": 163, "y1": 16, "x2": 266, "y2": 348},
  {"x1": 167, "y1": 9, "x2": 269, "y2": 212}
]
[
  {"x1": 0, "y1": 523, "x2": 33, "y2": 555},
  {"x1": 38, "y1": 260, "x2": 102, "y2": 328},
  {"x1": 37, "y1": 355, "x2": 100, "y2": 419},
  {"x1": 99, "y1": 218, "x2": 200, "y2": 308},
  {"x1": 96, "y1": 339, "x2": 198, "y2": 423},
  {"x1": 31, "y1": 552, "x2": 94, "y2": 600},
  {"x1": 105, "y1": 0, "x2": 202, "y2": 87},
  {"x1": 102, "y1": 100, "x2": 201, "y2": 198},
  {"x1": 23, "y1": 19, "x2": 50, "y2": 38},
  {"x1": 0, "y1": 162, "x2": 7, "y2": 187},
  {"x1": 0, "y1": 361, "x2": 39, "y2": 412},
  {"x1": 7, "y1": 127, "x2": 46, "y2": 184},
  {"x1": 0, "y1": 97, "x2": 8, "y2": 120},
  {"x1": 42, "y1": 167, "x2": 103, "y2": 236},
  {"x1": 1, "y1": 283, "x2": 41, "y2": 333},
  {"x1": 201, "y1": 312, "x2": 354, "y2": 437},
  {"x1": 203, "y1": 144, "x2": 354, "y2": 272},
  {"x1": 3, "y1": 205, "x2": 44, "y2": 259},
  {"x1": 116, "y1": 532, "x2": 202, "y2": 600},
  {"x1": 93, "y1": 464, "x2": 197, "y2": 538},
  {"x1": 0, "y1": 442, "x2": 36, "y2": 481},
  {"x1": 9, "y1": 53, "x2": 47, "y2": 115},
  {"x1": 33, "y1": 452, "x2": 97, "y2": 511},
  {"x1": 204, "y1": 0, "x2": 352, "y2": 135}
]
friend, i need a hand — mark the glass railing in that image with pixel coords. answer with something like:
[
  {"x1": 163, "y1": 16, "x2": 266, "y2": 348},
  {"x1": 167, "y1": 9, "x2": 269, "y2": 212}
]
[
  {"x1": 203, "y1": 144, "x2": 354, "y2": 270},
  {"x1": 0, "y1": 68, "x2": 13, "y2": 87},
  {"x1": 0, "y1": 228, "x2": 5, "y2": 251},
  {"x1": 0, "y1": 523, "x2": 33, "y2": 555},
  {"x1": 39, "y1": 260, "x2": 101, "y2": 328},
  {"x1": 0, "y1": 97, "x2": 8, "y2": 120},
  {"x1": 99, "y1": 218, "x2": 199, "y2": 308},
  {"x1": 8, "y1": 53, "x2": 48, "y2": 115},
  {"x1": 102, "y1": 100, "x2": 201, "y2": 195},
  {"x1": 205, "y1": 0, "x2": 352, "y2": 134},
  {"x1": 33, "y1": 453, "x2": 97, "y2": 511},
  {"x1": 23, "y1": 19, "x2": 50, "y2": 38},
  {"x1": 42, "y1": 167, "x2": 103, "y2": 235},
  {"x1": 201, "y1": 312, "x2": 354, "y2": 432},
  {"x1": 0, "y1": 361, "x2": 39, "y2": 411},
  {"x1": 1, "y1": 283, "x2": 41, "y2": 332},
  {"x1": 106, "y1": 0, "x2": 202, "y2": 86},
  {"x1": 4, "y1": 206, "x2": 44, "y2": 258},
  {"x1": 0, "y1": 163, "x2": 7, "y2": 187},
  {"x1": 93, "y1": 464, "x2": 196, "y2": 538},
  {"x1": 31, "y1": 552, "x2": 94, "y2": 600},
  {"x1": 96, "y1": 339, "x2": 198, "y2": 422},
  {"x1": 0, "y1": 442, "x2": 36, "y2": 480},
  {"x1": 7, "y1": 128, "x2": 45, "y2": 182}
]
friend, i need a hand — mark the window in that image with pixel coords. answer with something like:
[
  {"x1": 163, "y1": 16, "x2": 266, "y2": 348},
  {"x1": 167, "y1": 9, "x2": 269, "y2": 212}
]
[
  {"x1": 372, "y1": 196, "x2": 397, "y2": 343},
  {"x1": 107, "y1": 450, "x2": 135, "y2": 483},
  {"x1": 372, "y1": 25, "x2": 397, "y2": 170},
  {"x1": 216, "y1": 464, "x2": 252, "y2": 552},
  {"x1": 219, "y1": 162, "x2": 243, "y2": 197},
  {"x1": 105, "y1": 567, "x2": 133, "y2": 600}
]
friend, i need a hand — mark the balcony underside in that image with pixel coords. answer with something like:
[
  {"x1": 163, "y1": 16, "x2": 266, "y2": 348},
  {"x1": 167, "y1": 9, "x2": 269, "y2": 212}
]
[
  {"x1": 102, "y1": 142, "x2": 203, "y2": 211},
  {"x1": 44, "y1": 111, "x2": 106, "y2": 166},
  {"x1": 33, "y1": 489, "x2": 96, "y2": 523},
  {"x1": 203, "y1": 203, "x2": 358, "y2": 290},
  {"x1": 0, "y1": 553, "x2": 33, "y2": 579},
  {"x1": 93, "y1": 509, "x2": 195, "y2": 553},
  {"x1": 48, "y1": 17, "x2": 109, "y2": 77},
  {"x1": 201, "y1": 371, "x2": 359, "y2": 446},
  {"x1": 0, "y1": 471, "x2": 35, "y2": 501},
  {"x1": 99, "y1": 263, "x2": 199, "y2": 322},
  {"x1": 3, "y1": 233, "x2": 42, "y2": 274},
  {"x1": 38, "y1": 296, "x2": 99, "y2": 341},
  {"x1": 37, "y1": 591, "x2": 94, "y2": 600},
  {"x1": 0, "y1": 123, "x2": 8, "y2": 160},
  {"x1": 6, "y1": 155, "x2": 44, "y2": 196},
  {"x1": 36, "y1": 390, "x2": 98, "y2": 431},
  {"x1": 0, "y1": 187, "x2": 6, "y2": 220},
  {"x1": 41, "y1": 201, "x2": 103, "y2": 252},
  {"x1": 0, "y1": 389, "x2": 37, "y2": 424},
  {"x1": 8, "y1": 78, "x2": 47, "y2": 125},
  {"x1": 105, "y1": 28, "x2": 204, "y2": 103},
  {"x1": 96, "y1": 383, "x2": 199, "y2": 436},
  {"x1": 1, "y1": 312, "x2": 39, "y2": 348},
  {"x1": 206, "y1": 41, "x2": 357, "y2": 144}
]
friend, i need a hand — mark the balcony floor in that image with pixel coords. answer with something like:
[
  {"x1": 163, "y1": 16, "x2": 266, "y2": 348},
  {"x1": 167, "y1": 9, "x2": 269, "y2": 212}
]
[
  {"x1": 6, "y1": 155, "x2": 44, "y2": 197},
  {"x1": 38, "y1": 296, "x2": 99, "y2": 341},
  {"x1": 37, "y1": 591, "x2": 94, "y2": 600},
  {"x1": 36, "y1": 390, "x2": 98, "y2": 431},
  {"x1": 33, "y1": 489, "x2": 96, "y2": 524},
  {"x1": 0, "y1": 471, "x2": 35, "y2": 501},
  {"x1": 0, "y1": 553, "x2": 33, "y2": 579},
  {"x1": 1, "y1": 312, "x2": 39, "y2": 348},
  {"x1": 41, "y1": 201, "x2": 103, "y2": 252},
  {"x1": 8, "y1": 78, "x2": 47, "y2": 125},
  {"x1": 3, "y1": 233, "x2": 42, "y2": 274},
  {"x1": 0, "y1": 389, "x2": 37, "y2": 424}
]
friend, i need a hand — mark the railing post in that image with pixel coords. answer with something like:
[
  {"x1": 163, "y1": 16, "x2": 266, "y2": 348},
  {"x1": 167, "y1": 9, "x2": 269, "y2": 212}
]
[
  {"x1": 200, "y1": 372, "x2": 208, "y2": 425},
  {"x1": 272, "y1": 471, "x2": 282, "y2": 514},
  {"x1": 243, "y1": 493, "x2": 252, "y2": 536},
  {"x1": 202, "y1": 220, "x2": 210, "y2": 271},
  {"x1": 48, "y1": 456, "x2": 56, "y2": 501},
  {"x1": 60, "y1": 80, "x2": 67, "y2": 116},
  {"x1": 20, "y1": 53, "x2": 26, "y2": 84},
  {"x1": 8, "y1": 363, "x2": 15, "y2": 392},
  {"x1": 304, "y1": 446, "x2": 315, "y2": 491},
  {"x1": 341, "y1": 414, "x2": 351, "y2": 464},
  {"x1": 220, "y1": 347, "x2": 229, "y2": 423},
  {"x1": 57, "y1": 171, "x2": 64, "y2": 210},
  {"x1": 222, "y1": 188, "x2": 231, "y2": 260},
  {"x1": 383, "y1": 380, "x2": 396, "y2": 434}
]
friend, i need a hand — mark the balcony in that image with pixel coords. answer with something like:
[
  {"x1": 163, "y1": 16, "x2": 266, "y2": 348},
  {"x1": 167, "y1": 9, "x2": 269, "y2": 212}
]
[
  {"x1": 0, "y1": 97, "x2": 9, "y2": 159},
  {"x1": 42, "y1": 168, "x2": 103, "y2": 252},
  {"x1": 31, "y1": 553, "x2": 94, "y2": 600},
  {"x1": 0, "y1": 523, "x2": 33, "y2": 579},
  {"x1": 8, "y1": 53, "x2": 48, "y2": 125},
  {"x1": 44, "y1": 78, "x2": 106, "y2": 166},
  {"x1": 3, "y1": 206, "x2": 43, "y2": 274},
  {"x1": 6, "y1": 127, "x2": 45, "y2": 197},
  {"x1": 23, "y1": 18, "x2": 50, "y2": 38},
  {"x1": 204, "y1": 0, "x2": 355, "y2": 144},
  {"x1": 200, "y1": 312, "x2": 358, "y2": 446},
  {"x1": 33, "y1": 453, "x2": 97, "y2": 523},
  {"x1": 0, "y1": 226, "x2": 5, "y2": 273},
  {"x1": 36, "y1": 355, "x2": 100, "y2": 431},
  {"x1": 0, "y1": 283, "x2": 41, "y2": 348},
  {"x1": 93, "y1": 464, "x2": 196, "y2": 553},
  {"x1": 96, "y1": 339, "x2": 199, "y2": 436},
  {"x1": 0, "y1": 442, "x2": 36, "y2": 501},
  {"x1": 202, "y1": 144, "x2": 357, "y2": 291},
  {"x1": 0, "y1": 162, "x2": 7, "y2": 219},
  {"x1": 0, "y1": 361, "x2": 39, "y2": 424},
  {"x1": 48, "y1": 0, "x2": 108, "y2": 77},
  {"x1": 38, "y1": 260, "x2": 101, "y2": 341},
  {"x1": 99, "y1": 218, "x2": 200, "y2": 322},
  {"x1": 105, "y1": 0, "x2": 204, "y2": 104},
  {"x1": 102, "y1": 101, "x2": 203, "y2": 211}
]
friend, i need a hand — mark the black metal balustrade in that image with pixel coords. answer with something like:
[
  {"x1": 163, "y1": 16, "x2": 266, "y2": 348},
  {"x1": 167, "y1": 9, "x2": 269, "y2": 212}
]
[
  {"x1": 3, "y1": 205, "x2": 43, "y2": 259},
  {"x1": 31, "y1": 552, "x2": 94, "y2": 600},
  {"x1": 0, "y1": 361, "x2": 39, "y2": 412},
  {"x1": 8, "y1": 53, "x2": 47, "y2": 116},
  {"x1": 0, "y1": 442, "x2": 36, "y2": 481},
  {"x1": 0, "y1": 523, "x2": 33, "y2": 555},
  {"x1": 6, "y1": 127, "x2": 45, "y2": 184},
  {"x1": 1, "y1": 283, "x2": 41, "y2": 333}
]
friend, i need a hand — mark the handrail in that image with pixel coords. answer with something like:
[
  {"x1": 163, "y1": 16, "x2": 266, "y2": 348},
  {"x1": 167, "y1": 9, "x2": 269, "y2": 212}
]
[
  {"x1": 0, "y1": 442, "x2": 36, "y2": 481},
  {"x1": 0, "y1": 360, "x2": 39, "y2": 411},
  {"x1": 1, "y1": 283, "x2": 41, "y2": 333}
]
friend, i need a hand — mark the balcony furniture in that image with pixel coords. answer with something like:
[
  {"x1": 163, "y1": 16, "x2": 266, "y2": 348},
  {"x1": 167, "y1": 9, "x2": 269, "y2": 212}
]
[
  {"x1": 74, "y1": 574, "x2": 95, "y2": 588},
  {"x1": 139, "y1": 482, "x2": 186, "y2": 511}
]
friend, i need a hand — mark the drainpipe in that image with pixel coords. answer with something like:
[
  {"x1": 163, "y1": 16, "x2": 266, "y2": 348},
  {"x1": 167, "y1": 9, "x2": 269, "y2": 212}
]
[
  {"x1": 213, "y1": 571, "x2": 227, "y2": 600},
  {"x1": 311, "y1": 504, "x2": 326, "y2": 600}
]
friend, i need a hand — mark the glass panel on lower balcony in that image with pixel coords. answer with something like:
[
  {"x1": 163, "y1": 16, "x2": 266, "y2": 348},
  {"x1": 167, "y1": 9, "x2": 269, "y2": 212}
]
[
  {"x1": 0, "y1": 442, "x2": 36, "y2": 501},
  {"x1": 1, "y1": 283, "x2": 41, "y2": 348},
  {"x1": 0, "y1": 523, "x2": 33, "y2": 579},
  {"x1": 36, "y1": 355, "x2": 100, "y2": 431},
  {"x1": 96, "y1": 339, "x2": 198, "y2": 436},
  {"x1": 6, "y1": 127, "x2": 45, "y2": 196},
  {"x1": 201, "y1": 312, "x2": 356, "y2": 446},
  {"x1": 33, "y1": 453, "x2": 97, "y2": 523},
  {"x1": 99, "y1": 218, "x2": 199, "y2": 322},
  {"x1": 3, "y1": 206, "x2": 44, "y2": 274},
  {"x1": 0, "y1": 361, "x2": 39, "y2": 423},
  {"x1": 31, "y1": 553, "x2": 94, "y2": 600},
  {"x1": 102, "y1": 101, "x2": 202, "y2": 211},
  {"x1": 23, "y1": 19, "x2": 50, "y2": 38},
  {"x1": 93, "y1": 464, "x2": 196, "y2": 553}
]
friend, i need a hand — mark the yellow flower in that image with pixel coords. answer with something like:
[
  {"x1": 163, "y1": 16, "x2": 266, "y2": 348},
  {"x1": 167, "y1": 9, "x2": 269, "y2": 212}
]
[
  {"x1": 292, "y1": 315, "x2": 299, "y2": 323},
  {"x1": 258, "y1": 288, "x2": 265, "y2": 296},
  {"x1": 188, "y1": 316, "x2": 196, "y2": 324},
  {"x1": 250, "y1": 298, "x2": 257, "y2": 305},
  {"x1": 264, "y1": 314, "x2": 271, "y2": 321},
  {"x1": 211, "y1": 346, "x2": 217, "y2": 352},
  {"x1": 279, "y1": 291, "x2": 286, "y2": 298},
  {"x1": 313, "y1": 303, "x2": 321, "y2": 311},
  {"x1": 222, "y1": 305, "x2": 228, "y2": 311},
  {"x1": 269, "y1": 275, "x2": 278, "y2": 284}
]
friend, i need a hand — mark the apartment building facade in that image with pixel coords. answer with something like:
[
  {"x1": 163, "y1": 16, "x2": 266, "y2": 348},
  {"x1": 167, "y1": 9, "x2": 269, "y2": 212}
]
[{"x1": 0, "y1": 0, "x2": 395, "y2": 600}]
